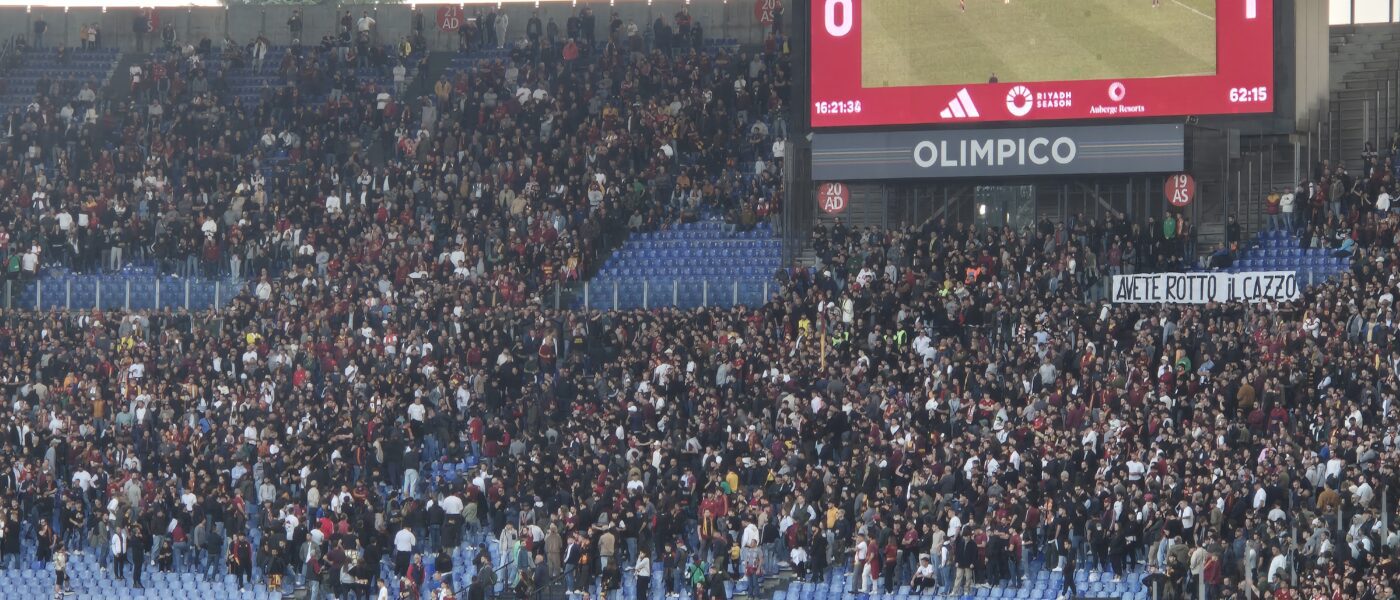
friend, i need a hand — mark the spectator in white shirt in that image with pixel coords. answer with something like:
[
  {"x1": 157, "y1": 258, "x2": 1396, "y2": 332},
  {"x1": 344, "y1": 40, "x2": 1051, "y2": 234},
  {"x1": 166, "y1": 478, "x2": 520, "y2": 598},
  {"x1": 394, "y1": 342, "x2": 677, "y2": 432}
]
[{"x1": 393, "y1": 525, "x2": 416, "y2": 575}]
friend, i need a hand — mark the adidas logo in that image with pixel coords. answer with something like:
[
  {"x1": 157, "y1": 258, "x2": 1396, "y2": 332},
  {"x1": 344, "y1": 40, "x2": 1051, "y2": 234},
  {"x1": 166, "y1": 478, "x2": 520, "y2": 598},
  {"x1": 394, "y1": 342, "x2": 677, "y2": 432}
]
[{"x1": 939, "y1": 89, "x2": 981, "y2": 119}]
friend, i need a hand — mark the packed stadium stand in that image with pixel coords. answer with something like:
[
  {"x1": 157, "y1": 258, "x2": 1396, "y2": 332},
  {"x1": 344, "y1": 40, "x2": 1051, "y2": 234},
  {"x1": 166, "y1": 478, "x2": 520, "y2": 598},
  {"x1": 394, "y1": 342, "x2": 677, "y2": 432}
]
[{"x1": 0, "y1": 5, "x2": 1391, "y2": 600}]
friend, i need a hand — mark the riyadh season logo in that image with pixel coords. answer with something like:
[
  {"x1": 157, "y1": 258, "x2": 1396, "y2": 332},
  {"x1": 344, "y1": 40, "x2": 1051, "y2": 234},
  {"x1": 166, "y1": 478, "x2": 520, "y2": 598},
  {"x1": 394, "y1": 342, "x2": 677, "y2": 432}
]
[{"x1": 1006, "y1": 86, "x2": 1033, "y2": 117}]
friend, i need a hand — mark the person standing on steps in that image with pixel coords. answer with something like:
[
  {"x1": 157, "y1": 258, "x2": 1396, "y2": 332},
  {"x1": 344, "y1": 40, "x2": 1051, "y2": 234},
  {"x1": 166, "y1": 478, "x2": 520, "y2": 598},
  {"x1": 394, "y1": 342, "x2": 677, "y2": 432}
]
[
  {"x1": 33, "y1": 16, "x2": 47, "y2": 49},
  {"x1": 203, "y1": 521, "x2": 224, "y2": 582},
  {"x1": 161, "y1": 22, "x2": 176, "y2": 53},
  {"x1": 1280, "y1": 187, "x2": 1296, "y2": 231},
  {"x1": 495, "y1": 11, "x2": 510, "y2": 49},
  {"x1": 111, "y1": 525, "x2": 128, "y2": 582},
  {"x1": 1265, "y1": 190, "x2": 1281, "y2": 231},
  {"x1": 130, "y1": 524, "x2": 146, "y2": 589},
  {"x1": 228, "y1": 532, "x2": 252, "y2": 592},
  {"x1": 1057, "y1": 540, "x2": 1077, "y2": 600},
  {"x1": 635, "y1": 550, "x2": 652, "y2": 600},
  {"x1": 288, "y1": 9, "x2": 303, "y2": 44},
  {"x1": 52, "y1": 543, "x2": 69, "y2": 599},
  {"x1": 132, "y1": 13, "x2": 149, "y2": 53}
]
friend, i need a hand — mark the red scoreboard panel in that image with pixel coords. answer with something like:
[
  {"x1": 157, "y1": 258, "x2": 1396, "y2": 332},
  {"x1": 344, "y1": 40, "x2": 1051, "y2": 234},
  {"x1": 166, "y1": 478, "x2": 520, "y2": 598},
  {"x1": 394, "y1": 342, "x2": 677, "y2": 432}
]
[{"x1": 810, "y1": 0, "x2": 1274, "y2": 128}]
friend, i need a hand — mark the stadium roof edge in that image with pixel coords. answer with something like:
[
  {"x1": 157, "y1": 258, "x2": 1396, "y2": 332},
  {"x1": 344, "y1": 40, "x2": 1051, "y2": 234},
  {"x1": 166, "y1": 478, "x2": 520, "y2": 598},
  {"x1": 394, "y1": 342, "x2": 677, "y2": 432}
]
[
  {"x1": 0, "y1": 1, "x2": 221, "y2": 7},
  {"x1": 0, "y1": 0, "x2": 590, "y2": 7}
]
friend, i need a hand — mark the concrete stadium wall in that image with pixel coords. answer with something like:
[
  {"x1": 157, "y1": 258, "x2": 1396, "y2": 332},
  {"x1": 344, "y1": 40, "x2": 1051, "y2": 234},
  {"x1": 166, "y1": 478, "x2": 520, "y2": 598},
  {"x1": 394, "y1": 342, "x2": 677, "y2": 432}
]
[
  {"x1": 1294, "y1": 0, "x2": 1331, "y2": 130},
  {"x1": 0, "y1": 0, "x2": 779, "y2": 53}
]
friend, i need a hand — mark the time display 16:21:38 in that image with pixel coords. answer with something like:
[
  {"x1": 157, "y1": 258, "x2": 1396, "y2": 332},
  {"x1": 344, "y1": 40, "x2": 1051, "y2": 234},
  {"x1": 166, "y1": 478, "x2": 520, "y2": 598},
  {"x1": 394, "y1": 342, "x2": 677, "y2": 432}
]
[{"x1": 815, "y1": 100, "x2": 863, "y2": 115}]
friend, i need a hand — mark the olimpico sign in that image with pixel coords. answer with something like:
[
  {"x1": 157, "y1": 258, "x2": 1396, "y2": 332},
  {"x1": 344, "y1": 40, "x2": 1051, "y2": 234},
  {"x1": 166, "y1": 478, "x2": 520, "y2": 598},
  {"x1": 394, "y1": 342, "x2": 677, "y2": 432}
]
[
  {"x1": 811, "y1": 124, "x2": 1184, "y2": 180},
  {"x1": 912, "y1": 136, "x2": 1077, "y2": 169}
]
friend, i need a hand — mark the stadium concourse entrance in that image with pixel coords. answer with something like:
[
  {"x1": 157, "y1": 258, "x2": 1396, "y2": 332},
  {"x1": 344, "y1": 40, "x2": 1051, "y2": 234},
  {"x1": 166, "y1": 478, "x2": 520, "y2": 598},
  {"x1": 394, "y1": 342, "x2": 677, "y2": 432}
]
[{"x1": 817, "y1": 175, "x2": 1198, "y2": 233}]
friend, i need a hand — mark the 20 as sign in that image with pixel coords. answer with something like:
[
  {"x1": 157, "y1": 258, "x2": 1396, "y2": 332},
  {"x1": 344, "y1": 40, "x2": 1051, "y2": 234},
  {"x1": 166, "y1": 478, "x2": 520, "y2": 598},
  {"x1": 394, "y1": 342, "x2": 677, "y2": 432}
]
[{"x1": 754, "y1": 0, "x2": 783, "y2": 25}]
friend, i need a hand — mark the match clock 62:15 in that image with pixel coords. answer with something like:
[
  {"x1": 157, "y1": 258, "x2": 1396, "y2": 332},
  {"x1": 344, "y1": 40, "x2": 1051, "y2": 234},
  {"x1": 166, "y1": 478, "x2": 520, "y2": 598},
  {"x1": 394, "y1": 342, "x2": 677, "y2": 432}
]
[{"x1": 1229, "y1": 87, "x2": 1269, "y2": 103}]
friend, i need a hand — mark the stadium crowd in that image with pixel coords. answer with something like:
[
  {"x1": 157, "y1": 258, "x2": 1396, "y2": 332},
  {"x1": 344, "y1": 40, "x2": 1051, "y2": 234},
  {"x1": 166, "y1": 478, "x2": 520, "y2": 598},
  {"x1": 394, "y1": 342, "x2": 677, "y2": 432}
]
[{"x1": 0, "y1": 8, "x2": 1396, "y2": 600}]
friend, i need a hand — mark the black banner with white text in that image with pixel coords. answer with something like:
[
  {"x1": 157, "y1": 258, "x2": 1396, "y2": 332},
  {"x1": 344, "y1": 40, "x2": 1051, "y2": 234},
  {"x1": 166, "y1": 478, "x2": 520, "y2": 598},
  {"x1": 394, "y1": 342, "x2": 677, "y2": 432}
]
[{"x1": 1111, "y1": 271, "x2": 1299, "y2": 304}]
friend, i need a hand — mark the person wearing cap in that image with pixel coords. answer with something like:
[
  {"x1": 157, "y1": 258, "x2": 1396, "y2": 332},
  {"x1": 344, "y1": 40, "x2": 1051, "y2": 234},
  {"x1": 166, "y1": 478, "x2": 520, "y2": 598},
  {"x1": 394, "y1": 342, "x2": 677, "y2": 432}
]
[
  {"x1": 911, "y1": 553, "x2": 935, "y2": 593},
  {"x1": 544, "y1": 524, "x2": 563, "y2": 578}
]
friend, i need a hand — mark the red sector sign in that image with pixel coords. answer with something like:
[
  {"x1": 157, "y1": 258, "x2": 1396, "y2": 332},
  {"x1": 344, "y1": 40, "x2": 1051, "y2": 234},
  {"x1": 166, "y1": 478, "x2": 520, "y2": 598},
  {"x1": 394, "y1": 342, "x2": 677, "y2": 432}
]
[
  {"x1": 1165, "y1": 173, "x2": 1196, "y2": 207},
  {"x1": 755, "y1": 0, "x2": 784, "y2": 25},
  {"x1": 436, "y1": 6, "x2": 464, "y2": 32},
  {"x1": 818, "y1": 182, "x2": 849, "y2": 214}
]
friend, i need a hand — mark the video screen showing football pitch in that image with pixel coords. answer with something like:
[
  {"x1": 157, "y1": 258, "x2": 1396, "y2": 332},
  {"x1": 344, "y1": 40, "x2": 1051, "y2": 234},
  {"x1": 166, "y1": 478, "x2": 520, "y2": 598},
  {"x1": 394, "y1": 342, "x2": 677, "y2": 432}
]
[{"x1": 862, "y1": 0, "x2": 1217, "y2": 88}]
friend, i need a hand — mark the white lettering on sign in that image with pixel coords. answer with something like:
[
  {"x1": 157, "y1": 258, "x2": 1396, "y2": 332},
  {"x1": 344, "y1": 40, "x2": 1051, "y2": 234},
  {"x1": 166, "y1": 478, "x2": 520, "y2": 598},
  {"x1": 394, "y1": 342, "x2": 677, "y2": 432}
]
[
  {"x1": 818, "y1": 182, "x2": 849, "y2": 214},
  {"x1": 824, "y1": 0, "x2": 852, "y2": 37},
  {"x1": 1165, "y1": 173, "x2": 1196, "y2": 207},
  {"x1": 755, "y1": 0, "x2": 784, "y2": 26},
  {"x1": 1111, "y1": 271, "x2": 1300, "y2": 304},
  {"x1": 437, "y1": 7, "x2": 464, "y2": 32},
  {"x1": 913, "y1": 137, "x2": 1076, "y2": 169}
]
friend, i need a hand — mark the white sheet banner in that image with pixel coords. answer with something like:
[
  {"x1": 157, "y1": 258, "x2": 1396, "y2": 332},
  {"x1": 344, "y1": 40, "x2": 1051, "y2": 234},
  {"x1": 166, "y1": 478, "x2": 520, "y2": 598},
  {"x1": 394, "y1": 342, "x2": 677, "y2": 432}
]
[{"x1": 1111, "y1": 271, "x2": 1300, "y2": 304}]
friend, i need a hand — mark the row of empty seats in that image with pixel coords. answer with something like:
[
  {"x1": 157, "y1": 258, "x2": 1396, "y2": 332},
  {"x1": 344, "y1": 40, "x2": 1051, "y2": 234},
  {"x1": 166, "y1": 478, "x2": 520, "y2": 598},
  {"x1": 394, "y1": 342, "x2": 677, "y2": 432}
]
[
  {"x1": 0, "y1": 530, "x2": 511, "y2": 600},
  {"x1": 0, "y1": 48, "x2": 119, "y2": 114},
  {"x1": 780, "y1": 561, "x2": 1153, "y2": 600},
  {"x1": 1234, "y1": 256, "x2": 1346, "y2": 269},
  {"x1": 1214, "y1": 229, "x2": 1351, "y2": 284},
  {"x1": 602, "y1": 266, "x2": 776, "y2": 279},
  {"x1": 583, "y1": 220, "x2": 780, "y2": 310}
]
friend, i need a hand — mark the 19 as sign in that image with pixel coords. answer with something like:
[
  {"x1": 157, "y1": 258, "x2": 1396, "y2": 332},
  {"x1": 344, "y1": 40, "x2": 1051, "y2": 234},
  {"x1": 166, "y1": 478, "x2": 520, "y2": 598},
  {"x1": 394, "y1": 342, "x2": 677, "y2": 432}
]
[
  {"x1": 818, "y1": 182, "x2": 848, "y2": 214},
  {"x1": 1165, "y1": 173, "x2": 1196, "y2": 208}
]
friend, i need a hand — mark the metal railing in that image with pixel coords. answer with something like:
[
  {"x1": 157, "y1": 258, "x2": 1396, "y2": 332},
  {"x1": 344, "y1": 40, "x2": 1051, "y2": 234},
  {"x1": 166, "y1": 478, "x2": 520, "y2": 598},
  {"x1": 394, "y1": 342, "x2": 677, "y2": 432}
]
[
  {"x1": 2, "y1": 277, "x2": 244, "y2": 311},
  {"x1": 0, "y1": 277, "x2": 781, "y2": 313},
  {"x1": 577, "y1": 278, "x2": 778, "y2": 311}
]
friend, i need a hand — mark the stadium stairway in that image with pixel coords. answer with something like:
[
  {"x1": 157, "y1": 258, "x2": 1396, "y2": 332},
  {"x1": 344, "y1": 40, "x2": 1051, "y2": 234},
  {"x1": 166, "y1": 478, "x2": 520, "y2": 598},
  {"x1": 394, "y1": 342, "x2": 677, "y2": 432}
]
[
  {"x1": 1213, "y1": 228, "x2": 1350, "y2": 286},
  {"x1": 104, "y1": 50, "x2": 146, "y2": 104},
  {"x1": 582, "y1": 220, "x2": 783, "y2": 310},
  {"x1": 1328, "y1": 23, "x2": 1400, "y2": 167}
]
